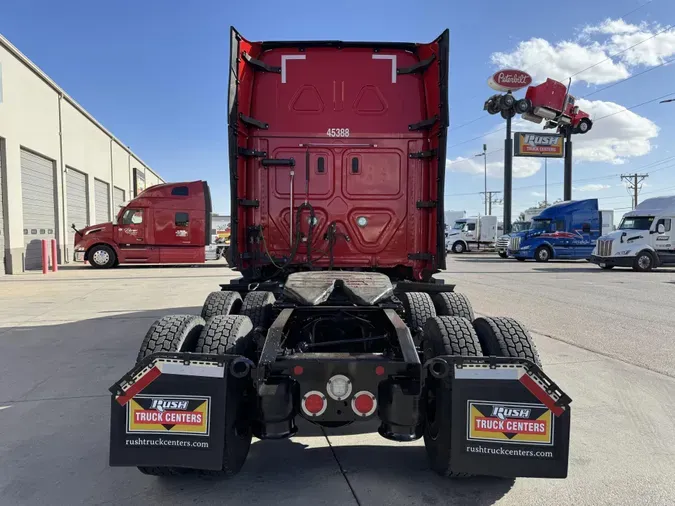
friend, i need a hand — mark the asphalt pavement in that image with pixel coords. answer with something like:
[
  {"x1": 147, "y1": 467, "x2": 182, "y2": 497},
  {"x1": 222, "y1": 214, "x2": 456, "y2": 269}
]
[{"x1": 0, "y1": 257, "x2": 673, "y2": 506}]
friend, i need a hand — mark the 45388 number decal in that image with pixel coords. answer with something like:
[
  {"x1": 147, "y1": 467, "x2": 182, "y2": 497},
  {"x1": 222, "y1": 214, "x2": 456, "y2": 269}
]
[{"x1": 326, "y1": 128, "x2": 350, "y2": 138}]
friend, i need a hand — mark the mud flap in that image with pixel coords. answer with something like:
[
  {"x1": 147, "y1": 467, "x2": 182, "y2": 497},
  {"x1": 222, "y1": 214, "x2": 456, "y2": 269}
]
[
  {"x1": 109, "y1": 352, "x2": 247, "y2": 471},
  {"x1": 436, "y1": 357, "x2": 571, "y2": 478}
]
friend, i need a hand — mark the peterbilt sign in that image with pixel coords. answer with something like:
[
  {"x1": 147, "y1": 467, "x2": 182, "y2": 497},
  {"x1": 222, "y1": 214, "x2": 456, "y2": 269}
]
[
  {"x1": 488, "y1": 69, "x2": 533, "y2": 92},
  {"x1": 514, "y1": 132, "x2": 565, "y2": 158}
]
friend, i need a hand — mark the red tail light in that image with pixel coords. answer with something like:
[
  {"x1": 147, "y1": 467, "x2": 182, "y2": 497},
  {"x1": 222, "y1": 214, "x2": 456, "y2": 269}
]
[
  {"x1": 351, "y1": 391, "x2": 377, "y2": 417},
  {"x1": 301, "y1": 391, "x2": 327, "y2": 417}
]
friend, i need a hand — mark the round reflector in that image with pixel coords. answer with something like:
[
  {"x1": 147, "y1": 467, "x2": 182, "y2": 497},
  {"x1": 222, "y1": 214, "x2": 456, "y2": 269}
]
[
  {"x1": 351, "y1": 391, "x2": 377, "y2": 417},
  {"x1": 302, "y1": 391, "x2": 327, "y2": 417},
  {"x1": 326, "y1": 374, "x2": 352, "y2": 401}
]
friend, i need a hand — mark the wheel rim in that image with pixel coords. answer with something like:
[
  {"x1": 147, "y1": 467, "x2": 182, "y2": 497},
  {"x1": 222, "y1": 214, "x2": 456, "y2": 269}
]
[
  {"x1": 638, "y1": 255, "x2": 651, "y2": 269},
  {"x1": 92, "y1": 250, "x2": 110, "y2": 265},
  {"x1": 539, "y1": 249, "x2": 549, "y2": 261}
]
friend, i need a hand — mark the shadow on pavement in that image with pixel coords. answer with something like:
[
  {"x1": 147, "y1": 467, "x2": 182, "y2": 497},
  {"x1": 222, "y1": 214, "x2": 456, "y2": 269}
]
[
  {"x1": 0, "y1": 307, "x2": 514, "y2": 506},
  {"x1": 149, "y1": 438, "x2": 515, "y2": 506}
]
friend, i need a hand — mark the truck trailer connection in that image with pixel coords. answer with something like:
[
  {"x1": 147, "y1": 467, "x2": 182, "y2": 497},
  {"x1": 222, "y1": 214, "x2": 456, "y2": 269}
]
[{"x1": 108, "y1": 28, "x2": 572, "y2": 480}]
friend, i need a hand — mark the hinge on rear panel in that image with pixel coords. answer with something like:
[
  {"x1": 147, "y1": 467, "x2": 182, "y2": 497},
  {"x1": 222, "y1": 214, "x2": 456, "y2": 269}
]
[
  {"x1": 397, "y1": 54, "x2": 436, "y2": 75},
  {"x1": 238, "y1": 199, "x2": 260, "y2": 208},
  {"x1": 261, "y1": 158, "x2": 296, "y2": 167},
  {"x1": 408, "y1": 253, "x2": 433, "y2": 261},
  {"x1": 416, "y1": 200, "x2": 437, "y2": 209},
  {"x1": 241, "y1": 52, "x2": 281, "y2": 73},
  {"x1": 238, "y1": 147, "x2": 267, "y2": 158},
  {"x1": 239, "y1": 114, "x2": 269, "y2": 130},
  {"x1": 408, "y1": 116, "x2": 438, "y2": 131},
  {"x1": 409, "y1": 149, "x2": 438, "y2": 160}
]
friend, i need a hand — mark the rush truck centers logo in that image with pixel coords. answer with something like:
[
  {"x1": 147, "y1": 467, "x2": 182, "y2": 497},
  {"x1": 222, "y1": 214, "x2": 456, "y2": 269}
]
[
  {"x1": 487, "y1": 69, "x2": 532, "y2": 92},
  {"x1": 126, "y1": 395, "x2": 210, "y2": 436},
  {"x1": 468, "y1": 401, "x2": 554, "y2": 445},
  {"x1": 514, "y1": 132, "x2": 565, "y2": 158}
]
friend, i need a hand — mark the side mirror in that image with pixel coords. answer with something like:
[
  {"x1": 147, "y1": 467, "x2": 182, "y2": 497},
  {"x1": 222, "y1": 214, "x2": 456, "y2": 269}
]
[
  {"x1": 582, "y1": 223, "x2": 591, "y2": 234},
  {"x1": 657, "y1": 223, "x2": 666, "y2": 234}
]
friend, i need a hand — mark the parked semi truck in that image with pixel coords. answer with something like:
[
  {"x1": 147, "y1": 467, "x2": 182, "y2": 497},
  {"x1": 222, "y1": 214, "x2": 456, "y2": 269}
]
[
  {"x1": 446, "y1": 215, "x2": 498, "y2": 253},
  {"x1": 590, "y1": 196, "x2": 675, "y2": 271},
  {"x1": 495, "y1": 220, "x2": 531, "y2": 258},
  {"x1": 72, "y1": 181, "x2": 213, "y2": 268},
  {"x1": 507, "y1": 199, "x2": 612, "y2": 262},
  {"x1": 108, "y1": 28, "x2": 571, "y2": 480}
]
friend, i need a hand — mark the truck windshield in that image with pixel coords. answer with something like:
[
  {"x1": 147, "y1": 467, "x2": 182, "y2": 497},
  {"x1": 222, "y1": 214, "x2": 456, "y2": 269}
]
[
  {"x1": 618, "y1": 216, "x2": 654, "y2": 230},
  {"x1": 512, "y1": 222, "x2": 530, "y2": 233},
  {"x1": 452, "y1": 221, "x2": 466, "y2": 230},
  {"x1": 531, "y1": 219, "x2": 551, "y2": 231}
]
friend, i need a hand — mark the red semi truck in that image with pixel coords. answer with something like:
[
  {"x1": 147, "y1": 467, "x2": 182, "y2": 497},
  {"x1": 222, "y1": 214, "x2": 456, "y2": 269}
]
[
  {"x1": 522, "y1": 78, "x2": 593, "y2": 134},
  {"x1": 108, "y1": 28, "x2": 572, "y2": 480},
  {"x1": 72, "y1": 180, "x2": 212, "y2": 268}
]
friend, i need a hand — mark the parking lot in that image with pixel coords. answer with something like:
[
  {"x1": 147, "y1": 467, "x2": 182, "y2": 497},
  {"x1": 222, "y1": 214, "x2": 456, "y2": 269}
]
[{"x1": 1, "y1": 256, "x2": 674, "y2": 506}]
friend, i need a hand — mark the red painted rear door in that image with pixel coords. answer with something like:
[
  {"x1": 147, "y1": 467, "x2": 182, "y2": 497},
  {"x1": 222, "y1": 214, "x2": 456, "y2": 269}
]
[{"x1": 229, "y1": 29, "x2": 448, "y2": 280}]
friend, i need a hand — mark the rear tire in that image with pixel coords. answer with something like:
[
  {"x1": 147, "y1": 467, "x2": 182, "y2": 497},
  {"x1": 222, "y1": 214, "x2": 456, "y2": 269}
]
[
  {"x1": 599, "y1": 263, "x2": 614, "y2": 270},
  {"x1": 201, "y1": 291, "x2": 243, "y2": 320},
  {"x1": 401, "y1": 292, "x2": 436, "y2": 340},
  {"x1": 194, "y1": 315, "x2": 254, "y2": 477},
  {"x1": 422, "y1": 316, "x2": 483, "y2": 477},
  {"x1": 498, "y1": 251, "x2": 508, "y2": 259},
  {"x1": 88, "y1": 244, "x2": 117, "y2": 269},
  {"x1": 472, "y1": 316, "x2": 541, "y2": 367},
  {"x1": 516, "y1": 257, "x2": 526, "y2": 262},
  {"x1": 240, "y1": 291, "x2": 276, "y2": 332},
  {"x1": 433, "y1": 292, "x2": 474, "y2": 321},
  {"x1": 135, "y1": 314, "x2": 206, "y2": 476}
]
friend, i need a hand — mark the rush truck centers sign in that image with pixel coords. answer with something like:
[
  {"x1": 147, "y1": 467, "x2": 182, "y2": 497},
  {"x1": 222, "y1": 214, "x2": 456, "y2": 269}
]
[
  {"x1": 514, "y1": 132, "x2": 565, "y2": 158},
  {"x1": 487, "y1": 69, "x2": 533, "y2": 92}
]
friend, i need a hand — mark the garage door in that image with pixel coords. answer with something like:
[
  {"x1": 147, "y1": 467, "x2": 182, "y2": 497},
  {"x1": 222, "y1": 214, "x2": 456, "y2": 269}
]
[
  {"x1": 113, "y1": 186, "x2": 125, "y2": 219},
  {"x1": 21, "y1": 149, "x2": 57, "y2": 270},
  {"x1": 0, "y1": 142, "x2": 6, "y2": 274},
  {"x1": 95, "y1": 178, "x2": 110, "y2": 224},
  {"x1": 67, "y1": 168, "x2": 89, "y2": 252}
]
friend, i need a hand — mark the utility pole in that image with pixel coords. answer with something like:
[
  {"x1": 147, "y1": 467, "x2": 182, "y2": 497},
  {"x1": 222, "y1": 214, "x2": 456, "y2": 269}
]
[
  {"x1": 544, "y1": 158, "x2": 548, "y2": 206},
  {"x1": 621, "y1": 173, "x2": 649, "y2": 209},
  {"x1": 480, "y1": 191, "x2": 502, "y2": 215},
  {"x1": 475, "y1": 144, "x2": 488, "y2": 215}
]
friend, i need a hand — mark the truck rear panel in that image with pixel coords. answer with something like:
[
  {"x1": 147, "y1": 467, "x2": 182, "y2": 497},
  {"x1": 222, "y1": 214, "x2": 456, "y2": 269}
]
[{"x1": 228, "y1": 28, "x2": 449, "y2": 281}]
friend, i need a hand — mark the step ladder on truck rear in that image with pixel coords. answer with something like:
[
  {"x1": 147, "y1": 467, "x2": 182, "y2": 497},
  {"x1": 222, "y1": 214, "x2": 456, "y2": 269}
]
[{"x1": 108, "y1": 27, "x2": 572, "y2": 480}]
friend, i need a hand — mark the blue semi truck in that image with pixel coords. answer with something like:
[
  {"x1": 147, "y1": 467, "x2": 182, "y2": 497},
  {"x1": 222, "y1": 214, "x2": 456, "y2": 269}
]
[{"x1": 507, "y1": 199, "x2": 613, "y2": 262}]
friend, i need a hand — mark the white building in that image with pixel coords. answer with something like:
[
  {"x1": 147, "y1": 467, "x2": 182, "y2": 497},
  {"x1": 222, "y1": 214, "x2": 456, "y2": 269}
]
[{"x1": 0, "y1": 34, "x2": 164, "y2": 274}]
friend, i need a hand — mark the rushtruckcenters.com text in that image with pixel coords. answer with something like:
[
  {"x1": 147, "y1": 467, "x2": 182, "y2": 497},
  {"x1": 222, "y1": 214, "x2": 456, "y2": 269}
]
[
  {"x1": 466, "y1": 445, "x2": 553, "y2": 458},
  {"x1": 125, "y1": 437, "x2": 209, "y2": 449}
]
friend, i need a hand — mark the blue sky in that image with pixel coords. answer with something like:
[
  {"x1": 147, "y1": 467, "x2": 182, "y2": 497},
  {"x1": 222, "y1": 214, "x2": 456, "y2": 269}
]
[{"x1": 2, "y1": 0, "x2": 674, "y2": 220}]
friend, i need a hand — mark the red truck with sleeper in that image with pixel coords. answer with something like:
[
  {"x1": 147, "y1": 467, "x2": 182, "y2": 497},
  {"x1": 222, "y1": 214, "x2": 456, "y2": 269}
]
[
  {"x1": 521, "y1": 78, "x2": 593, "y2": 134},
  {"x1": 72, "y1": 180, "x2": 212, "y2": 268},
  {"x1": 108, "y1": 28, "x2": 572, "y2": 481}
]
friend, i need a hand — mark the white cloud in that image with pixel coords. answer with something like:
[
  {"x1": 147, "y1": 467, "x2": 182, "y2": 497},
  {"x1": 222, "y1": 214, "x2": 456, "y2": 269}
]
[
  {"x1": 491, "y1": 38, "x2": 630, "y2": 85},
  {"x1": 446, "y1": 155, "x2": 541, "y2": 179},
  {"x1": 576, "y1": 183, "x2": 611, "y2": 192},
  {"x1": 572, "y1": 98, "x2": 659, "y2": 164},
  {"x1": 583, "y1": 18, "x2": 642, "y2": 35},
  {"x1": 491, "y1": 19, "x2": 675, "y2": 88},
  {"x1": 531, "y1": 191, "x2": 545, "y2": 197}
]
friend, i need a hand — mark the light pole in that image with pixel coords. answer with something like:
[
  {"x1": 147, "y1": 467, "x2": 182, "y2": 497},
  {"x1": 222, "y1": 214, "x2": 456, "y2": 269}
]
[{"x1": 475, "y1": 144, "x2": 487, "y2": 214}]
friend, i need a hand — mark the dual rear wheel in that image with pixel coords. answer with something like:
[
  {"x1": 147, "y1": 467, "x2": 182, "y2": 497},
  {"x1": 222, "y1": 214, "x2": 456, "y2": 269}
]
[{"x1": 404, "y1": 290, "x2": 541, "y2": 477}]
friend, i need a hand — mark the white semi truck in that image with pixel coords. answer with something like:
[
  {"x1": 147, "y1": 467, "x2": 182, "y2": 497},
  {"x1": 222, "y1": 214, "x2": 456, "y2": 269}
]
[
  {"x1": 590, "y1": 197, "x2": 675, "y2": 271},
  {"x1": 446, "y1": 215, "x2": 498, "y2": 253}
]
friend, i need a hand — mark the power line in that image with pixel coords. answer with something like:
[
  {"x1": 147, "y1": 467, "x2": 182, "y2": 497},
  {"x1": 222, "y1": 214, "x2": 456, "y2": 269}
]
[
  {"x1": 444, "y1": 155, "x2": 675, "y2": 197},
  {"x1": 593, "y1": 92, "x2": 675, "y2": 121},
  {"x1": 480, "y1": 191, "x2": 502, "y2": 215},
  {"x1": 580, "y1": 57, "x2": 675, "y2": 100}
]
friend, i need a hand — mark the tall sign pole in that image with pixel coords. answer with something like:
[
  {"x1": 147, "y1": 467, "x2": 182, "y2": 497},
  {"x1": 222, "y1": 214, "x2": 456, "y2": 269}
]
[
  {"x1": 504, "y1": 115, "x2": 513, "y2": 233},
  {"x1": 563, "y1": 127, "x2": 573, "y2": 201},
  {"x1": 484, "y1": 69, "x2": 532, "y2": 235}
]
